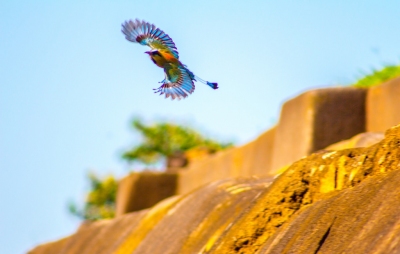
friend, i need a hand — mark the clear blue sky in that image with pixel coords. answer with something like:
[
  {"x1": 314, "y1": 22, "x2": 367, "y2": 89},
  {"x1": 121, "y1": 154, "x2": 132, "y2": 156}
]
[{"x1": 1, "y1": 1, "x2": 400, "y2": 253}]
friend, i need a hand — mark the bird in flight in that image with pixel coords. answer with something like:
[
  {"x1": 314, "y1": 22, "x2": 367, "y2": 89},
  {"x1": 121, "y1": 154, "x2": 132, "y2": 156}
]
[{"x1": 121, "y1": 19, "x2": 218, "y2": 100}]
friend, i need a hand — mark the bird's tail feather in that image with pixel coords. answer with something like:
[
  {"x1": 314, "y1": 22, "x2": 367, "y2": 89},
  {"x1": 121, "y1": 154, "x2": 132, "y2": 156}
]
[{"x1": 194, "y1": 75, "x2": 219, "y2": 89}]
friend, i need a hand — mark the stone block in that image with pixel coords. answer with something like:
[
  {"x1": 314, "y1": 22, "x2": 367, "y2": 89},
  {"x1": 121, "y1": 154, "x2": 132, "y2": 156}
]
[
  {"x1": 367, "y1": 76, "x2": 400, "y2": 132},
  {"x1": 176, "y1": 127, "x2": 276, "y2": 195},
  {"x1": 271, "y1": 87, "x2": 366, "y2": 172},
  {"x1": 116, "y1": 172, "x2": 177, "y2": 216}
]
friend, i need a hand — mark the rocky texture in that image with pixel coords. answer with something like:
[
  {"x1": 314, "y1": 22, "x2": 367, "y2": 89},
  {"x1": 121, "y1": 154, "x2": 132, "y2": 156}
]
[
  {"x1": 367, "y1": 76, "x2": 400, "y2": 132},
  {"x1": 211, "y1": 124, "x2": 400, "y2": 253},
  {"x1": 30, "y1": 124, "x2": 400, "y2": 254},
  {"x1": 258, "y1": 169, "x2": 400, "y2": 254}
]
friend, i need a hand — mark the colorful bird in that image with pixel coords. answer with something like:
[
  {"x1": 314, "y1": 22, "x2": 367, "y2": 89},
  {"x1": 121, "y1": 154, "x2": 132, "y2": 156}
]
[{"x1": 121, "y1": 19, "x2": 218, "y2": 100}]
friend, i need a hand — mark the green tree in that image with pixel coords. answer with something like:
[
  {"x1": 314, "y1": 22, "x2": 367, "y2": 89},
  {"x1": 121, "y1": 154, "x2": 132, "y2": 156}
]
[
  {"x1": 352, "y1": 64, "x2": 400, "y2": 88},
  {"x1": 69, "y1": 121, "x2": 231, "y2": 220},
  {"x1": 122, "y1": 118, "x2": 233, "y2": 165},
  {"x1": 68, "y1": 173, "x2": 117, "y2": 220}
]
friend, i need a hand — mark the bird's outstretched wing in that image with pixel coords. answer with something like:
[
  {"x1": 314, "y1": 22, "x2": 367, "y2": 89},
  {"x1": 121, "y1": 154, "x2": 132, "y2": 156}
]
[
  {"x1": 121, "y1": 19, "x2": 179, "y2": 59},
  {"x1": 153, "y1": 64, "x2": 195, "y2": 100}
]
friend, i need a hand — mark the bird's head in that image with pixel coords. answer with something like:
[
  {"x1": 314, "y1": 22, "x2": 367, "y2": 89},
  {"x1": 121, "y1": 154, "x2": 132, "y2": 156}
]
[
  {"x1": 145, "y1": 50, "x2": 161, "y2": 56},
  {"x1": 145, "y1": 50, "x2": 163, "y2": 66}
]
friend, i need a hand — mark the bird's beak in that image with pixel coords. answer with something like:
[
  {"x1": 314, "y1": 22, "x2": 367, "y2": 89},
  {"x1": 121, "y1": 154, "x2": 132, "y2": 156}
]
[{"x1": 144, "y1": 51, "x2": 151, "y2": 55}]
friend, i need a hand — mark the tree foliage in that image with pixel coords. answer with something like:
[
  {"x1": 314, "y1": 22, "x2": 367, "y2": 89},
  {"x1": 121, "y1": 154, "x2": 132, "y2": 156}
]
[
  {"x1": 352, "y1": 64, "x2": 400, "y2": 88},
  {"x1": 69, "y1": 121, "x2": 232, "y2": 220},
  {"x1": 122, "y1": 119, "x2": 233, "y2": 164},
  {"x1": 68, "y1": 173, "x2": 117, "y2": 220}
]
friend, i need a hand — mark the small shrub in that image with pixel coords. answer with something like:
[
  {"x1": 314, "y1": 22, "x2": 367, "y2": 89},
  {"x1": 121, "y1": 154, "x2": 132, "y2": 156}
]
[{"x1": 352, "y1": 64, "x2": 400, "y2": 88}]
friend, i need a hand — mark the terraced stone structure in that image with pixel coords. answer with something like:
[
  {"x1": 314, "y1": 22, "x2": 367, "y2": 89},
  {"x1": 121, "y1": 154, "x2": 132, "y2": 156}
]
[
  {"x1": 30, "y1": 78, "x2": 400, "y2": 253},
  {"x1": 30, "y1": 124, "x2": 400, "y2": 253}
]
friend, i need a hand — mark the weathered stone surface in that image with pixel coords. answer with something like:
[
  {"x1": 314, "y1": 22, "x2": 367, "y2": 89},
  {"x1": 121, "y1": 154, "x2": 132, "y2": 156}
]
[
  {"x1": 29, "y1": 210, "x2": 149, "y2": 254},
  {"x1": 114, "y1": 196, "x2": 180, "y2": 253},
  {"x1": 259, "y1": 169, "x2": 400, "y2": 254},
  {"x1": 29, "y1": 177, "x2": 272, "y2": 254},
  {"x1": 131, "y1": 177, "x2": 271, "y2": 254},
  {"x1": 116, "y1": 172, "x2": 177, "y2": 216},
  {"x1": 367, "y1": 76, "x2": 400, "y2": 132},
  {"x1": 210, "y1": 124, "x2": 400, "y2": 253},
  {"x1": 271, "y1": 87, "x2": 366, "y2": 172}
]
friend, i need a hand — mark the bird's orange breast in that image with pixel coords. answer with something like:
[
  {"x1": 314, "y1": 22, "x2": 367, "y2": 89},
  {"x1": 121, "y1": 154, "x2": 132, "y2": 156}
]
[{"x1": 160, "y1": 51, "x2": 179, "y2": 63}]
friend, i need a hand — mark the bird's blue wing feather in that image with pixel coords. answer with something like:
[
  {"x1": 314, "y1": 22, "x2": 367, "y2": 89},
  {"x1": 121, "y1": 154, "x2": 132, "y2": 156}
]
[
  {"x1": 153, "y1": 64, "x2": 195, "y2": 100},
  {"x1": 121, "y1": 19, "x2": 179, "y2": 59}
]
